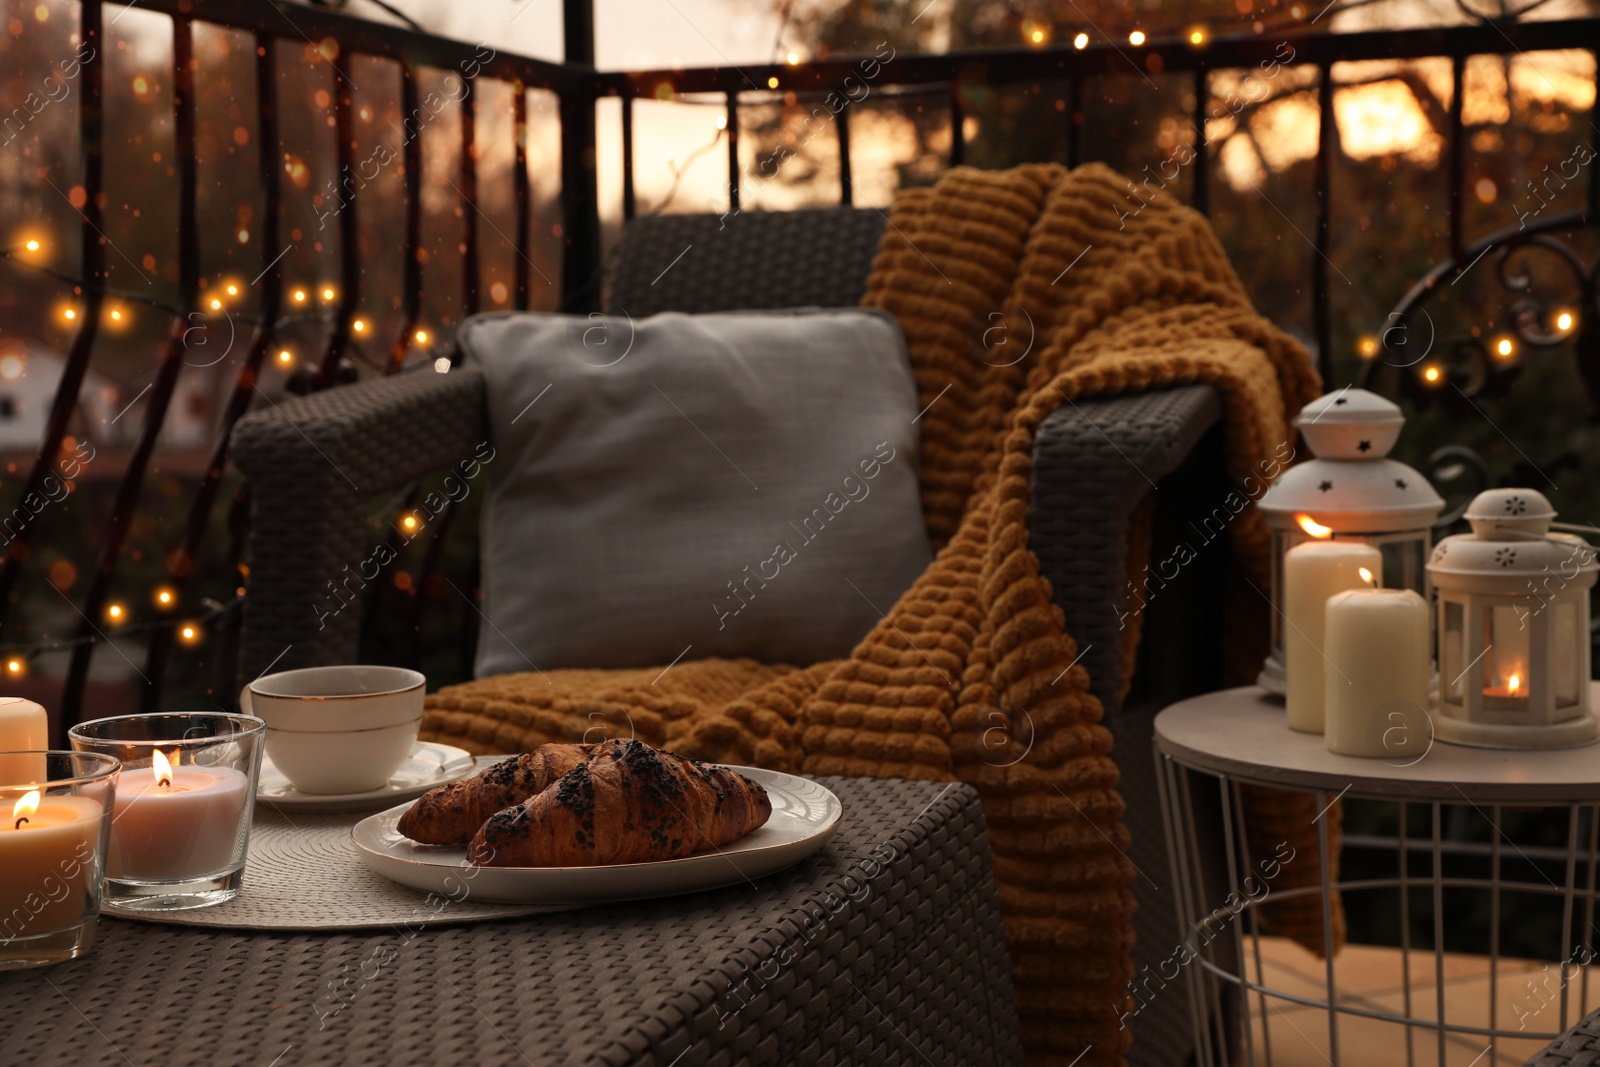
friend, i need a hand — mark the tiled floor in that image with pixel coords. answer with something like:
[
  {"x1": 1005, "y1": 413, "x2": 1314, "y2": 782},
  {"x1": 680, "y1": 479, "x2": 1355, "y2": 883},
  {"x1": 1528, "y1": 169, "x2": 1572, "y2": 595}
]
[{"x1": 1228, "y1": 936, "x2": 1590, "y2": 1066}]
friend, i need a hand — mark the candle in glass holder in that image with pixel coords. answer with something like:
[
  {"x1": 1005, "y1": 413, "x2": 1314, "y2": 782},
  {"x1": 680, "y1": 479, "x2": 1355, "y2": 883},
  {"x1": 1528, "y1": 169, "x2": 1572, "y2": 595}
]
[
  {"x1": 1323, "y1": 588, "x2": 1431, "y2": 758},
  {"x1": 0, "y1": 698, "x2": 47, "y2": 785},
  {"x1": 0, "y1": 789, "x2": 102, "y2": 938},
  {"x1": 1285, "y1": 541, "x2": 1383, "y2": 734},
  {"x1": 107, "y1": 749, "x2": 250, "y2": 881}
]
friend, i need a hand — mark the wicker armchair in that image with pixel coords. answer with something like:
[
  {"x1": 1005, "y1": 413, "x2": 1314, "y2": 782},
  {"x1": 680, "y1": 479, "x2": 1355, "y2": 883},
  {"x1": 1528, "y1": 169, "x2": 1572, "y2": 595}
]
[{"x1": 229, "y1": 206, "x2": 1230, "y2": 1067}]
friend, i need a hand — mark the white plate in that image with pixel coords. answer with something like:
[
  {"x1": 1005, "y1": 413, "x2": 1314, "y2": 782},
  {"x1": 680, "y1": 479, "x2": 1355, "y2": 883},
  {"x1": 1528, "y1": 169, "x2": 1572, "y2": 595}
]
[
  {"x1": 351, "y1": 766, "x2": 842, "y2": 904},
  {"x1": 256, "y1": 742, "x2": 475, "y2": 814}
]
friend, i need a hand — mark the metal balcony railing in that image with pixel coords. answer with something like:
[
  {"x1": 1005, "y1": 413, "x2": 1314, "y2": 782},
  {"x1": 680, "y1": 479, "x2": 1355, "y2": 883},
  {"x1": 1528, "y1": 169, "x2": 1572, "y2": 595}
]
[{"x1": 5, "y1": 0, "x2": 1600, "y2": 728}]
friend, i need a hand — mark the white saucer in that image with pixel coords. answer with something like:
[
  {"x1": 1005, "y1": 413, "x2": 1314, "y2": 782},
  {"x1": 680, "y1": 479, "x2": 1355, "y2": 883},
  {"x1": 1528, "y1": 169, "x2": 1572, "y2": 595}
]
[
  {"x1": 352, "y1": 766, "x2": 842, "y2": 904},
  {"x1": 255, "y1": 741, "x2": 475, "y2": 814}
]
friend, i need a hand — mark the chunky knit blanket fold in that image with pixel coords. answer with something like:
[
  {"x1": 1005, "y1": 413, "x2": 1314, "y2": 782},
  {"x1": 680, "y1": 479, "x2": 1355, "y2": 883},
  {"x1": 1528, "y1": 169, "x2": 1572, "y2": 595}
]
[{"x1": 421, "y1": 162, "x2": 1327, "y2": 1066}]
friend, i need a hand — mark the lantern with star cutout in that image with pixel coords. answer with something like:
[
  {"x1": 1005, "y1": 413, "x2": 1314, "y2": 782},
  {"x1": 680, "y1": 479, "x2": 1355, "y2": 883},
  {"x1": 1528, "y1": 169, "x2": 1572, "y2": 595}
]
[
  {"x1": 1426, "y1": 489, "x2": 1597, "y2": 748},
  {"x1": 1256, "y1": 389, "x2": 1444, "y2": 694}
]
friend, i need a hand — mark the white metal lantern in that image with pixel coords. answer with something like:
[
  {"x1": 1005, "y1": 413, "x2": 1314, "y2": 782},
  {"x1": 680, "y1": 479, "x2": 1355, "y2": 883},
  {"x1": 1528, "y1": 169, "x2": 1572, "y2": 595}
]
[
  {"x1": 1427, "y1": 489, "x2": 1597, "y2": 749},
  {"x1": 1256, "y1": 389, "x2": 1444, "y2": 694}
]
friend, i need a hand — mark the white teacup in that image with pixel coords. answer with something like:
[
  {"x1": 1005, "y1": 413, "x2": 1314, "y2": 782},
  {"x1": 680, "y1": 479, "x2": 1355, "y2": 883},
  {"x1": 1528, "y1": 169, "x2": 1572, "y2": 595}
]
[{"x1": 241, "y1": 665, "x2": 425, "y2": 795}]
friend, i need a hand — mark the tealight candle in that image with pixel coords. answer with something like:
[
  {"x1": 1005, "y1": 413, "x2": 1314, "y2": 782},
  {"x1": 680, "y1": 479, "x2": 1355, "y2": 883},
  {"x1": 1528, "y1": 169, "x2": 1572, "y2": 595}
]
[
  {"x1": 0, "y1": 697, "x2": 47, "y2": 785},
  {"x1": 1322, "y1": 588, "x2": 1431, "y2": 758},
  {"x1": 107, "y1": 749, "x2": 250, "y2": 881},
  {"x1": 1285, "y1": 541, "x2": 1383, "y2": 734}
]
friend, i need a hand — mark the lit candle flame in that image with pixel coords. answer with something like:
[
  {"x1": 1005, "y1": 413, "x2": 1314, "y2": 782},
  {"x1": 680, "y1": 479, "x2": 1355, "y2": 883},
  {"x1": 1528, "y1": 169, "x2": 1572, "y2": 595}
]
[
  {"x1": 152, "y1": 749, "x2": 175, "y2": 790},
  {"x1": 1509, "y1": 673, "x2": 1521, "y2": 695},
  {"x1": 1358, "y1": 567, "x2": 1374, "y2": 584},
  {"x1": 1296, "y1": 514, "x2": 1333, "y2": 539},
  {"x1": 12, "y1": 789, "x2": 38, "y2": 829}
]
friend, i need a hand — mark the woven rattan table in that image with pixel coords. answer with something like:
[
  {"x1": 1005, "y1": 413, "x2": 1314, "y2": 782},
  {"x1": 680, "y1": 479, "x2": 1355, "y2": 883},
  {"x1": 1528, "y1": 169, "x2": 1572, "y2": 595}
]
[{"x1": 0, "y1": 777, "x2": 1020, "y2": 1067}]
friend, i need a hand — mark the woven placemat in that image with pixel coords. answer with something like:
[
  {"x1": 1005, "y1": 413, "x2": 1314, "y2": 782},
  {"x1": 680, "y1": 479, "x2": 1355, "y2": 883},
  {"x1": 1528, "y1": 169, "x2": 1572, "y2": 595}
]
[{"x1": 107, "y1": 799, "x2": 569, "y2": 932}]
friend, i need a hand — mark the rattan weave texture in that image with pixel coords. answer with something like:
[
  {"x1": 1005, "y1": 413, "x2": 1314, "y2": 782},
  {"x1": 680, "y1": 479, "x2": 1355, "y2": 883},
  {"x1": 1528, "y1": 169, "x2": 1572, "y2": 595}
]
[
  {"x1": 1534, "y1": 1009, "x2": 1600, "y2": 1064},
  {"x1": 606, "y1": 208, "x2": 887, "y2": 317},
  {"x1": 0, "y1": 778, "x2": 1021, "y2": 1067},
  {"x1": 108, "y1": 803, "x2": 562, "y2": 931}
]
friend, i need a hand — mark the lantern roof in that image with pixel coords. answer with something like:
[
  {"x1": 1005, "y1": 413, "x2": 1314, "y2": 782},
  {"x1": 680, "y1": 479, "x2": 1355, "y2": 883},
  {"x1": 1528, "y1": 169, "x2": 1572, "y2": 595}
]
[
  {"x1": 1260, "y1": 389, "x2": 1442, "y2": 533},
  {"x1": 1429, "y1": 489, "x2": 1597, "y2": 583},
  {"x1": 1293, "y1": 388, "x2": 1404, "y2": 461}
]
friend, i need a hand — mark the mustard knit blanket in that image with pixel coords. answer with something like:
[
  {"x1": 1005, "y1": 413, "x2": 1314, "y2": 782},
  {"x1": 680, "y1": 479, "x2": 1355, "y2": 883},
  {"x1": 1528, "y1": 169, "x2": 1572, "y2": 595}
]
[{"x1": 422, "y1": 162, "x2": 1330, "y2": 1065}]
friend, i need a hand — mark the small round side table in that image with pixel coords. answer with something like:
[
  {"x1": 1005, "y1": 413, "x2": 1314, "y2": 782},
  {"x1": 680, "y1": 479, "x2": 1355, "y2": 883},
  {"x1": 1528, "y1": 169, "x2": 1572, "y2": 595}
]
[{"x1": 1153, "y1": 684, "x2": 1600, "y2": 1067}]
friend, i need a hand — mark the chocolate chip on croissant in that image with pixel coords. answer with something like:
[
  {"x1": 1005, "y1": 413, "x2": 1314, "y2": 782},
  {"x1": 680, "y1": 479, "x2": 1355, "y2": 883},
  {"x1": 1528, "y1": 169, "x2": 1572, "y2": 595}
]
[
  {"x1": 468, "y1": 739, "x2": 771, "y2": 867},
  {"x1": 397, "y1": 743, "x2": 597, "y2": 845}
]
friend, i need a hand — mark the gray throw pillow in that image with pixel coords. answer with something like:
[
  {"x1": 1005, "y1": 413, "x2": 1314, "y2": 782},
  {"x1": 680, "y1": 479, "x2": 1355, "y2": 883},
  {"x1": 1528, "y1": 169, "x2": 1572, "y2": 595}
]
[{"x1": 461, "y1": 308, "x2": 935, "y2": 675}]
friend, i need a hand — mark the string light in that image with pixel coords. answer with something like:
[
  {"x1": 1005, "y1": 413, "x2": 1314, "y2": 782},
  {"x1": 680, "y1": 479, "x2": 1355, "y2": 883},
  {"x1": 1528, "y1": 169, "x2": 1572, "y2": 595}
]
[
  {"x1": 106, "y1": 603, "x2": 126, "y2": 624},
  {"x1": 322, "y1": 286, "x2": 335, "y2": 301},
  {"x1": 1074, "y1": 32, "x2": 1089, "y2": 48},
  {"x1": 153, "y1": 586, "x2": 176, "y2": 609},
  {"x1": 210, "y1": 298, "x2": 223, "y2": 310},
  {"x1": 1557, "y1": 311, "x2": 1575, "y2": 332},
  {"x1": 785, "y1": 51, "x2": 799, "y2": 65},
  {"x1": 352, "y1": 318, "x2": 366, "y2": 333},
  {"x1": 226, "y1": 283, "x2": 239, "y2": 297},
  {"x1": 24, "y1": 240, "x2": 39, "y2": 252},
  {"x1": 177, "y1": 623, "x2": 201, "y2": 646},
  {"x1": 1357, "y1": 335, "x2": 1379, "y2": 358},
  {"x1": 401, "y1": 515, "x2": 419, "y2": 532},
  {"x1": 1423, "y1": 364, "x2": 1443, "y2": 384},
  {"x1": 1129, "y1": 29, "x2": 1147, "y2": 45},
  {"x1": 276, "y1": 348, "x2": 294, "y2": 366},
  {"x1": 292, "y1": 289, "x2": 307, "y2": 303},
  {"x1": 767, "y1": 76, "x2": 779, "y2": 89},
  {"x1": 414, "y1": 329, "x2": 429, "y2": 345},
  {"x1": 61, "y1": 307, "x2": 76, "y2": 321},
  {"x1": 5, "y1": 658, "x2": 24, "y2": 678},
  {"x1": 1189, "y1": 28, "x2": 1206, "y2": 45},
  {"x1": 1495, "y1": 337, "x2": 1515, "y2": 360}
]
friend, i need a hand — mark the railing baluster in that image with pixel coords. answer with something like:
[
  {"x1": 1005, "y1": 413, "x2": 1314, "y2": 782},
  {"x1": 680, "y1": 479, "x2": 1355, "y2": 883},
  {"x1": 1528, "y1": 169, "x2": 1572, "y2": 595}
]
[
  {"x1": 0, "y1": 0, "x2": 107, "y2": 652},
  {"x1": 1449, "y1": 54, "x2": 1465, "y2": 260},
  {"x1": 514, "y1": 81, "x2": 533, "y2": 309},
  {"x1": 725, "y1": 90, "x2": 740, "y2": 215},
  {"x1": 391, "y1": 60, "x2": 423, "y2": 371},
  {"x1": 460, "y1": 74, "x2": 480, "y2": 319},
  {"x1": 1314, "y1": 61, "x2": 1335, "y2": 383},
  {"x1": 62, "y1": 10, "x2": 203, "y2": 728},
  {"x1": 1590, "y1": 50, "x2": 1600, "y2": 219},
  {"x1": 1067, "y1": 74, "x2": 1083, "y2": 168},
  {"x1": 316, "y1": 60, "x2": 359, "y2": 386},
  {"x1": 622, "y1": 93, "x2": 637, "y2": 222},
  {"x1": 141, "y1": 33, "x2": 289, "y2": 711},
  {"x1": 949, "y1": 79, "x2": 965, "y2": 167},
  {"x1": 837, "y1": 101, "x2": 853, "y2": 205},
  {"x1": 1192, "y1": 66, "x2": 1209, "y2": 216}
]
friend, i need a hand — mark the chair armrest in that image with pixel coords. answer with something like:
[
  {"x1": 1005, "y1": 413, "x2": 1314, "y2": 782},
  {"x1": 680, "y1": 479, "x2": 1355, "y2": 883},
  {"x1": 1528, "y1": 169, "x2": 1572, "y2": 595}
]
[
  {"x1": 1029, "y1": 384, "x2": 1224, "y2": 722},
  {"x1": 230, "y1": 367, "x2": 488, "y2": 682}
]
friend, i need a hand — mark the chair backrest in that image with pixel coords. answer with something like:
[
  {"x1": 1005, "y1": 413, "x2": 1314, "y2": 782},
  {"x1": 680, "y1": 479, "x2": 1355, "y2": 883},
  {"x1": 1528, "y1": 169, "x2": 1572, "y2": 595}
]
[{"x1": 605, "y1": 207, "x2": 886, "y2": 316}]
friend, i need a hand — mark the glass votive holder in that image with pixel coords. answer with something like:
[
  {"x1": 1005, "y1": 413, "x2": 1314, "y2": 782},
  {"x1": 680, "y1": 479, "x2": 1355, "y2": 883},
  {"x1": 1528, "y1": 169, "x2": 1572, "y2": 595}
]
[
  {"x1": 0, "y1": 751, "x2": 119, "y2": 969},
  {"x1": 69, "y1": 712, "x2": 264, "y2": 912}
]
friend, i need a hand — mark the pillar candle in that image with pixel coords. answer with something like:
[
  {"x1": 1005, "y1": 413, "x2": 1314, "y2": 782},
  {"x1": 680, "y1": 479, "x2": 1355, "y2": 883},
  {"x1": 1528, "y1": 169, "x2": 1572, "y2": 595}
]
[
  {"x1": 1323, "y1": 588, "x2": 1431, "y2": 758},
  {"x1": 0, "y1": 698, "x2": 47, "y2": 786},
  {"x1": 1285, "y1": 541, "x2": 1383, "y2": 733}
]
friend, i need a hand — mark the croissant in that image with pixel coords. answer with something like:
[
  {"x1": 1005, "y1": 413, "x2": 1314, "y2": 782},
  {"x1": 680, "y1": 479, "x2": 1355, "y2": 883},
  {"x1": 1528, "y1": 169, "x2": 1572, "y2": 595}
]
[
  {"x1": 398, "y1": 743, "x2": 597, "y2": 845},
  {"x1": 468, "y1": 739, "x2": 771, "y2": 867}
]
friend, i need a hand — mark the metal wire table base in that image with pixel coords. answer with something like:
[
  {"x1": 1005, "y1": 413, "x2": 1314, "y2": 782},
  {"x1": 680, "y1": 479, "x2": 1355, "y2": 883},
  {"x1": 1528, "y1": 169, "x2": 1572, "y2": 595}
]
[{"x1": 1154, "y1": 687, "x2": 1600, "y2": 1067}]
